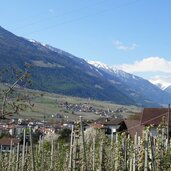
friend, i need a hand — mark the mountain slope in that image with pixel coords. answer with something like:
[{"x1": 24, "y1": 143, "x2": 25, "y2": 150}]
[
  {"x1": 149, "y1": 77, "x2": 171, "y2": 90},
  {"x1": 0, "y1": 26, "x2": 134, "y2": 105},
  {"x1": 0, "y1": 26, "x2": 171, "y2": 106},
  {"x1": 89, "y1": 61, "x2": 171, "y2": 106}
]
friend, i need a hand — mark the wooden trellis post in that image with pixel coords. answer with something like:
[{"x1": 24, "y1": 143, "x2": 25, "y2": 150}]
[
  {"x1": 16, "y1": 143, "x2": 20, "y2": 171},
  {"x1": 29, "y1": 128, "x2": 35, "y2": 171},
  {"x1": 92, "y1": 137, "x2": 96, "y2": 171},
  {"x1": 80, "y1": 116, "x2": 87, "y2": 171},
  {"x1": 22, "y1": 129, "x2": 26, "y2": 171},
  {"x1": 99, "y1": 140, "x2": 104, "y2": 171},
  {"x1": 68, "y1": 125, "x2": 74, "y2": 171},
  {"x1": 133, "y1": 132, "x2": 138, "y2": 171},
  {"x1": 150, "y1": 136, "x2": 156, "y2": 171},
  {"x1": 144, "y1": 131, "x2": 149, "y2": 171}
]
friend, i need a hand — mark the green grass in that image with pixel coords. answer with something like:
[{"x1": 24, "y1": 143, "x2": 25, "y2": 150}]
[{"x1": 0, "y1": 83, "x2": 141, "y2": 121}]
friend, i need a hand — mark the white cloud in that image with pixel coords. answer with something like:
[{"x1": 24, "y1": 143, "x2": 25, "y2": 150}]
[
  {"x1": 115, "y1": 57, "x2": 171, "y2": 73},
  {"x1": 113, "y1": 40, "x2": 138, "y2": 51}
]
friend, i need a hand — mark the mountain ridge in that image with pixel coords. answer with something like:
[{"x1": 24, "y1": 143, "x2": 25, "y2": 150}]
[
  {"x1": 0, "y1": 26, "x2": 134, "y2": 105},
  {"x1": 0, "y1": 26, "x2": 171, "y2": 106},
  {"x1": 89, "y1": 61, "x2": 171, "y2": 106}
]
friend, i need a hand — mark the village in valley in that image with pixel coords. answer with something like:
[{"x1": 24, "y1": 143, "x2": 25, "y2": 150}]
[
  {"x1": 0, "y1": 73, "x2": 170, "y2": 170},
  {"x1": 1, "y1": 1, "x2": 171, "y2": 170},
  {"x1": 0, "y1": 98, "x2": 171, "y2": 170},
  {"x1": 0, "y1": 104, "x2": 170, "y2": 152}
]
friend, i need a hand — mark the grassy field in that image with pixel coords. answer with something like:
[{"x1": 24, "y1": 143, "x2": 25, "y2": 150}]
[{"x1": 0, "y1": 83, "x2": 141, "y2": 121}]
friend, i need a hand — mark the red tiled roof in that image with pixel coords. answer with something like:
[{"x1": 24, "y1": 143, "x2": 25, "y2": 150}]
[
  {"x1": 124, "y1": 119, "x2": 144, "y2": 138},
  {"x1": 104, "y1": 118, "x2": 124, "y2": 125},
  {"x1": 0, "y1": 137, "x2": 20, "y2": 146},
  {"x1": 140, "y1": 108, "x2": 170, "y2": 126},
  {"x1": 91, "y1": 123, "x2": 107, "y2": 129},
  {"x1": 94, "y1": 117, "x2": 112, "y2": 124}
]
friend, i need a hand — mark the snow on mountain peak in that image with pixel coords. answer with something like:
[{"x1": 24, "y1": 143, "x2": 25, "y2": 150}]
[
  {"x1": 149, "y1": 78, "x2": 171, "y2": 90},
  {"x1": 28, "y1": 39, "x2": 46, "y2": 46},
  {"x1": 88, "y1": 60, "x2": 141, "y2": 81},
  {"x1": 88, "y1": 61, "x2": 110, "y2": 70},
  {"x1": 28, "y1": 38, "x2": 82, "y2": 61},
  {"x1": 29, "y1": 39, "x2": 36, "y2": 43}
]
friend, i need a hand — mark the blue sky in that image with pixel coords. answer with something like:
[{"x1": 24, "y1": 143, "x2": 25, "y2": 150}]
[{"x1": 1, "y1": 0, "x2": 171, "y2": 87}]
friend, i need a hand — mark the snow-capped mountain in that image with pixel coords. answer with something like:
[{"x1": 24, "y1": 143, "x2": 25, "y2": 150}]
[
  {"x1": 149, "y1": 78, "x2": 171, "y2": 90},
  {"x1": 148, "y1": 76, "x2": 171, "y2": 95},
  {"x1": 88, "y1": 61, "x2": 111, "y2": 70},
  {"x1": 28, "y1": 39, "x2": 78, "y2": 59},
  {"x1": 1, "y1": 25, "x2": 171, "y2": 107},
  {"x1": 28, "y1": 39, "x2": 46, "y2": 46},
  {"x1": 89, "y1": 61, "x2": 171, "y2": 106},
  {"x1": 89, "y1": 61, "x2": 143, "y2": 81}
]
